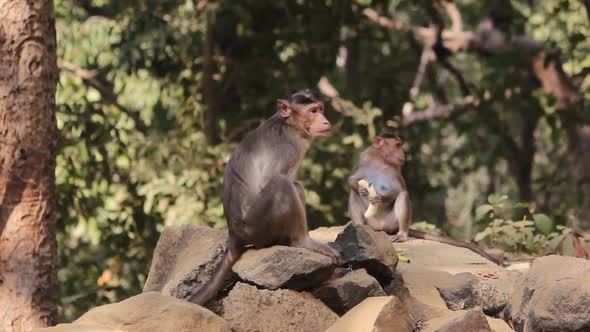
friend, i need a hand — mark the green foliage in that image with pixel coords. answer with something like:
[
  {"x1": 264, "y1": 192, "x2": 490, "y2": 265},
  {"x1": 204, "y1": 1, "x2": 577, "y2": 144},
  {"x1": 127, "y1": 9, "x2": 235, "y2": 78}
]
[
  {"x1": 474, "y1": 195, "x2": 571, "y2": 255},
  {"x1": 53, "y1": 0, "x2": 590, "y2": 322}
]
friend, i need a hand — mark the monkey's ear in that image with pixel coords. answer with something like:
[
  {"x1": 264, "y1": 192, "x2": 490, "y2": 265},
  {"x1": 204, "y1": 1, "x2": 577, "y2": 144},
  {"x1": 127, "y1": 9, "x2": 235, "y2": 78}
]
[
  {"x1": 372, "y1": 136, "x2": 384, "y2": 148},
  {"x1": 277, "y1": 99, "x2": 291, "y2": 118}
]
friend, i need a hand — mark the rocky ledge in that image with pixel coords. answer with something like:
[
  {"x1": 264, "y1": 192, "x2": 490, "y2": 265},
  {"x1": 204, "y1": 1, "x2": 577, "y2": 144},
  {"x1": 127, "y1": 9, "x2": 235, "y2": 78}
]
[{"x1": 34, "y1": 224, "x2": 590, "y2": 332}]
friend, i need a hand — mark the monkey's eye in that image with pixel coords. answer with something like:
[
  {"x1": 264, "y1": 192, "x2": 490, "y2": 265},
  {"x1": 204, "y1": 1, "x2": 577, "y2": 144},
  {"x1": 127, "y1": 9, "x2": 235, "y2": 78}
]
[{"x1": 310, "y1": 108, "x2": 318, "y2": 114}]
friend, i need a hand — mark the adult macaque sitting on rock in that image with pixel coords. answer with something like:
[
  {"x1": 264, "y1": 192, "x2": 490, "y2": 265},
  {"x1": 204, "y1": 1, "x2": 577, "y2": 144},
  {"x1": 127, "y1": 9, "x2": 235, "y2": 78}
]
[
  {"x1": 189, "y1": 89, "x2": 342, "y2": 305},
  {"x1": 348, "y1": 133, "x2": 501, "y2": 264}
]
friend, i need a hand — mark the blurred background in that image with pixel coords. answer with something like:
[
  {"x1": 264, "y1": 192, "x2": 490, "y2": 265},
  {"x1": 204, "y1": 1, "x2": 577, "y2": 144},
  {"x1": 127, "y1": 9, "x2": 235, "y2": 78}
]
[{"x1": 54, "y1": 0, "x2": 590, "y2": 321}]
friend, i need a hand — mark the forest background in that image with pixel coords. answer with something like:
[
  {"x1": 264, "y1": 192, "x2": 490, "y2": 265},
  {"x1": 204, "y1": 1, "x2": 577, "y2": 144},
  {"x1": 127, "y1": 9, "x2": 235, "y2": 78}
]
[{"x1": 49, "y1": 0, "x2": 590, "y2": 322}]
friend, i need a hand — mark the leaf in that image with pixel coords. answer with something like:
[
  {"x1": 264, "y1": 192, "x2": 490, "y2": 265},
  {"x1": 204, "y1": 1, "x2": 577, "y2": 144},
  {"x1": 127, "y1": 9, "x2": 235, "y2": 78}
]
[
  {"x1": 474, "y1": 228, "x2": 493, "y2": 242},
  {"x1": 533, "y1": 213, "x2": 554, "y2": 235},
  {"x1": 355, "y1": 0, "x2": 372, "y2": 5},
  {"x1": 475, "y1": 204, "x2": 494, "y2": 220}
]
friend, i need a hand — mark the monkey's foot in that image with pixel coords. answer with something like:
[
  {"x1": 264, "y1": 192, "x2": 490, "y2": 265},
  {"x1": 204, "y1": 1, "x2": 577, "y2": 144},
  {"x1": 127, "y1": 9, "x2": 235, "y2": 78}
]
[{"x1": 390, "y1": 232, "x2": 409, "y2": 243}]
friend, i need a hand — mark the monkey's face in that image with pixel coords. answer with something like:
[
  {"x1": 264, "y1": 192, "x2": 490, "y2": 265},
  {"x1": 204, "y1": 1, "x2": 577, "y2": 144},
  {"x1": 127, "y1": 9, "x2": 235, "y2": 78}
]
[
  {"x1": 373, "y1": 137, "x2": 405, "y2": 167},
  {"x1": 301, "y1": 102, "x2": 331, "y2": 138}
]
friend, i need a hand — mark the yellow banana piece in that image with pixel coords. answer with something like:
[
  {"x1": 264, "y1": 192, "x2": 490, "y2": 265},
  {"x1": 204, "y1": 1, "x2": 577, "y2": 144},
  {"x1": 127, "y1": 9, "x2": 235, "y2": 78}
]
[{"x1": 358, "y1": 179, "x2": 379, "y2": 218}]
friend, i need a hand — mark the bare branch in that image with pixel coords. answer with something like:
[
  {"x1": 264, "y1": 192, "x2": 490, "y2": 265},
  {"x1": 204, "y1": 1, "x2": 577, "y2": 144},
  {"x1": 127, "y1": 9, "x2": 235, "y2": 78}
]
[
  {"x1": 439, "y1": 59, "x2": 470, "y2": 96},
  {"x1": 410, "y1": 46, "x2": 433, "y2": 99},
  {"x1": 362, "y1": 8, "x2": 433, "y2": 40},
  {"x1": 364, "y1": 8, "x2": 580, "y2": 110},
  {"x1": 317, "y1": 77, "x2": 363, "y2": 116},
  {"x1": 390, "y1": 95, "x2": 478, "y2": 127},
  {"x1": 58, "y1": 59, "x2": 148, "y2": 133},
  {"x1": 442, "y1": 0, "x2": 463, "y2": 33}
]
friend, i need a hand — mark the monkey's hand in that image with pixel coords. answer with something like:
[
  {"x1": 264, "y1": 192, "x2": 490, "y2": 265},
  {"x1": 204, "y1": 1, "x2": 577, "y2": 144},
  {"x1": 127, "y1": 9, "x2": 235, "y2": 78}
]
[
  {"x1": 368, "y1": 196, "x2": 382, "y2": 204},
  {"x1": 359, "y1": 187, "x2": 370, "y2": 196},
  {"x1": 358, "y1": 179, "x2": 379, "y2": 218}
]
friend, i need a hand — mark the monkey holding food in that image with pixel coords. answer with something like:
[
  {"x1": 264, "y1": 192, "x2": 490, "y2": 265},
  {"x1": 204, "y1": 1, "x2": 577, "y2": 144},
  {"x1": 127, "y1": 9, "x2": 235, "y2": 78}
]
[
  {"x1": 348, "y1": 133, "x2": 501, "y2": 264},
  {"x1": 189, "y1": 89, "x2": 342, "y2": 305},
  {"x1": 348, "y1": 133, "x2": 411, "y2": 242}
]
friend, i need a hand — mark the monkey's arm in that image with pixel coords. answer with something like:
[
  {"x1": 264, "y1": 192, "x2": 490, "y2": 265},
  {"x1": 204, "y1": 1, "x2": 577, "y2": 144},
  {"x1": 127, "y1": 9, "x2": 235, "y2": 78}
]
[
  {"x1": 347, "y1": 171, "x2": 364, "y2": 193},
  {"x1": 348, "y1": 190, "x2": 368, "y2": 225}
]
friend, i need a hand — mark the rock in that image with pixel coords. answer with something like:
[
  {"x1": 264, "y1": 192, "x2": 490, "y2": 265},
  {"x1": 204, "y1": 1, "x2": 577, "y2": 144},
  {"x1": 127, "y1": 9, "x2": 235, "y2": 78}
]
[
  {"x1": 309, "y1": 225, "x2": 346, "y2": 243},
  {"x1": 486, "y1": 317, "x2": 515, "y2": 332},
  {"x1": 325, "y1": 296, "x2": 414, "y2": 332},
  {"x1": 33, "y1": 292, "x2": 231, "y2": 332},
  {"x1": 391, "y1": 240, "x2": 517, "y2": 316},
  {"x1": 232, "y1": 245, "x2": 335, "y2": 290},
  {"x1": 435, "y1": 272, "x2": 514, "y2": 315},
  {"x1": 505, "y1": 262, "x2": 530, "y2": 274},
  {"x1": 312, "y1": 268, "x2": 385, "y2": 315},
  {"x1": 143, "y1": 225, "x2": 229, "y2": 300},
  {"x1": 505, "y1": 255, "x2": 590, "y2": 332},
  {"x1": 333, "y1": 224, "x2": 398, "y2": 283},
  {"x1": 422, "y1": 310, "x2": 492, "y2": 332},
  {"x1": 32, "y1": 324, "x2": 121, "y2": 332},
  {"x1": 394, "y1": 239, "x2": 503, "y2": 275},
  {"x1": 222, "y1": 282, "x2": 337, "y2": 332}
]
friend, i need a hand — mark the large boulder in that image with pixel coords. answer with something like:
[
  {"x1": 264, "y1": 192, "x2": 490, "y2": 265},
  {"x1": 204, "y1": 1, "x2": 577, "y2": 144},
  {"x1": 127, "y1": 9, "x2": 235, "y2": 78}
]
[
  {"x1": 393, "y1": 240, "x2": 517, "y2": 316},
  {"x1": 232, "y1": 245, "x2": 335, "y2": 290},
  {"x1": 222, "y1": 282, "x2": 337, "y2": 332},
  {"x1": 33, "y1": 292, "x2": 231, "y2": 332},
  {"x1": 332, "y1": 224, "x2": 399, "y2": 284},
  {"x1": 504, "y1": 255, "x2": 590, "y2": 332},
  {"x1": 325, "y1": 296, "x2": 414, "y2": 332},
  {"x1": 394, "y1": 239, "x2": 504, "y2": 275},
  {"x1": 312, "y1": 268, "x2": 385, "y2": 315},
  {"x1": 143, "y1": 225, "x2": 229, "y2": 300}
]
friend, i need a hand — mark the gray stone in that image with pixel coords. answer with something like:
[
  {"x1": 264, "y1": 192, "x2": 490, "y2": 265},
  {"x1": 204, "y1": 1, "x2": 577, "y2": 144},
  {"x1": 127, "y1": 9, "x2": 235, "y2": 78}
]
[
  {"x1": 232, "y1": 245, "x2": 335, "y2": 290},
  {"x1": 312, "y1": 268, "x2": 385, "y2": 315},
  {"x1": 143, "y1": 225, "x2": 230, "y2": 301},
  {"x1": 325, "y1": 296, "x2": 414, "y2": 332},
  {"x1": 423, "y1": 310, "x2": 492, "y2": 332},
  {"x1": 33, "y1": 292, "x2": 231, "y2": 332},
  {"x1": 504, "y1": 255, "x2": 590, "y2": 332},
  {"x1": 222, "y1": 282, "x2": 337, "y2": 332},
  {"x1": 333, "y1": 224, "x2": 398, "y2": 284}
]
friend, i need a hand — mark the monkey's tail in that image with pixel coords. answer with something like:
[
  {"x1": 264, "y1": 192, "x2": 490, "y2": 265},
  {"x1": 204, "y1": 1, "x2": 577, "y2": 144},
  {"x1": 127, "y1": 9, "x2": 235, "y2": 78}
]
[
  {"x1": 189, "y1": 239, "x2": 243, "y2": 305},
  {"x1": 407, "y1": 229, "x2": 502, "y2": 265}
]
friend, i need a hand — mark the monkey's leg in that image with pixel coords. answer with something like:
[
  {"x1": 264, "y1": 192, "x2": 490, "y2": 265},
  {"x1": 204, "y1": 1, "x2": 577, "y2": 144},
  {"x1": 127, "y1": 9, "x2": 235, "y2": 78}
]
[
  {"x1": 188, "y1": 236, "x2": 244, "y2": 305},
  {"x1": 348, "y1": 191, "x2": 368, "y2": 225},
  {"x1": 244, "y1": 176, "x2": 341, "y2": 264},
  {"x1": 388, "y1": 191, "x2": 412, "y2": 242}
]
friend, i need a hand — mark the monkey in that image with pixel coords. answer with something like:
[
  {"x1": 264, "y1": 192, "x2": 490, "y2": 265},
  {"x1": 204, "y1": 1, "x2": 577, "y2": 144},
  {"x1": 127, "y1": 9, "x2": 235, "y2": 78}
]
[
  {"x1": 348, "y1": 133, "x2": 501, "y2": 265},
  {"x1": 189, "y1": 89, "x2": 342, "y2": 305},
  {"x1": 348, "y1": 133, "x2": 412, "y2": 242}
]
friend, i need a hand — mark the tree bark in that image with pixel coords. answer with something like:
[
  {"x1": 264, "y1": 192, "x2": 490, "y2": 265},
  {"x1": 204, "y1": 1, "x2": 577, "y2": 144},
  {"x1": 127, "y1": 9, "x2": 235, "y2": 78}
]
[{"x1": 0, "y1": 0, "x2": 59, "y2": 330}]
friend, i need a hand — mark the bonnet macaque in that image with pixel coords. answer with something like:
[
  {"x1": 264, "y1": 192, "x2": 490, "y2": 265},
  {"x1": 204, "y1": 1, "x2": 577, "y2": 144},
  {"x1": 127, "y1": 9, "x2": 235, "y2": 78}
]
[
  {"x1": 348, "y1": 134, "x2": 501, "y2": 264},
  {"x1": 189, "y1": 90, "x2": 341, "y2": 305}
]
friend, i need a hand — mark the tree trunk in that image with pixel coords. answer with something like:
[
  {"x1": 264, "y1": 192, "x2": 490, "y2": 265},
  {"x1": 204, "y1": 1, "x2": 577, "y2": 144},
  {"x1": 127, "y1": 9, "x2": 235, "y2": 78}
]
[{"x1": 0, "y1": 1, "x2": 59, "y2": 330}]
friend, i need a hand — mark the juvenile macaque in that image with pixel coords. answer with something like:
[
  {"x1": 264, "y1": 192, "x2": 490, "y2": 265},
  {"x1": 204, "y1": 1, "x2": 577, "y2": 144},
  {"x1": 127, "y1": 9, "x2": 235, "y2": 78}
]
[
  {"x1": 348, "y1": 134, "x2": 412, "y2": 242},
  {"x1": 348, "y1": 134, "x2": 501, "y2": 264},
  {"x1": 189, "y1": 89, "x2": 341, "y2": 305}
]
